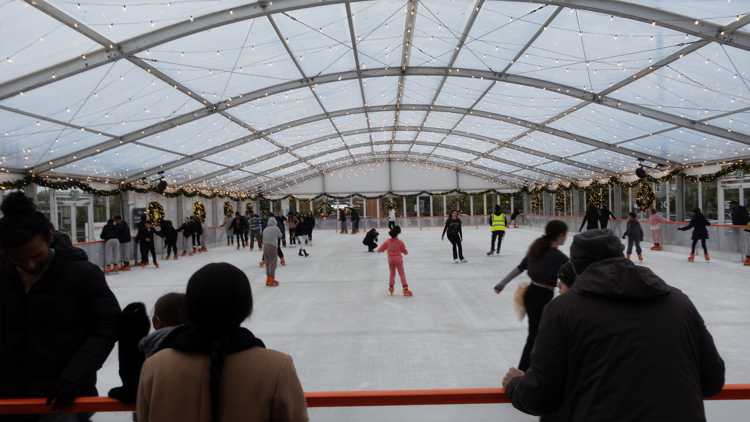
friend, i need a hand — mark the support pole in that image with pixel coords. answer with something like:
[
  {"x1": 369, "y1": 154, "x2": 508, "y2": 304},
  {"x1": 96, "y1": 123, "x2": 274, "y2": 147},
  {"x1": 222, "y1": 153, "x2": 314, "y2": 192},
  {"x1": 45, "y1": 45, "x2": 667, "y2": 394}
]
[
  {"x1": 429, "y1": 195, "x2": 433, "y2": 217},
  {"x1": 376, "y1": 198, "x2": 380, "y2": 219},
  {"x1": 469, "y1": 195, "x2": 474, "y2": 216},
  {"x1": 443, "y1": 196, "x2": 447, "y2": 216},
  {"x1": 675, "y1": 176, "x2": 685, "y2": 222},
  {"x1": 403, "y1": 197, "x2": 407, "y2": 219},
  {"x1": 510, "y1": 196, "x2": 514, "y2": 214}
]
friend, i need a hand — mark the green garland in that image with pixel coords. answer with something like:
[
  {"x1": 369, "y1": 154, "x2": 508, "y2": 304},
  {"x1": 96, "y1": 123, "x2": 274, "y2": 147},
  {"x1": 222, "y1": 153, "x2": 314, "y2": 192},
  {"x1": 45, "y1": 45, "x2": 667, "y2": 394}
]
[
  {"x1": 2, "y1": 161, "x2": 748, "y2": 201},
  {"x1": 317, "y1": 202, "x2": 332, "y2": 217},
  {"x1": 382, "y1": 199, "x2": 399, "y2": 215},
  {"x1": 587, "y1": 191, "x2": 603, "y2": 208},
  {"x1": 531, "y1": 191, "x2": 542, "y2": 212},
  {"x1": 223, "y1": 201, "x2": 233, "y2": 215},
  {"x1": 636, "y1": 184, "x2": 655, "y2": 210},
  {"x1": 555, "y1": 189, "x2": 565, "y2": 211},
  {"x1": 147, "y1": 201, "x2": 164, "y2": 226},
  {"x1": 245, "y1": 203, "x2": 254, "y2": 214},
  {"x1": 448, "y1": 197, "x2": 466, "y2": 214},
  {"x1": 193, "y1": 202, "x2": 206, "y2": 220}
]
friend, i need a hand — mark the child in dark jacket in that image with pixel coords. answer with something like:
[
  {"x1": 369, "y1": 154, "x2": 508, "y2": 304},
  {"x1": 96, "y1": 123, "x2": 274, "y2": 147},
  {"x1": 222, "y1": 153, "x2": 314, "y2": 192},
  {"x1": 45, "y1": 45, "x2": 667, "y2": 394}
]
[
  {"x1": 177, "y1": 217, "x2": 194, "y2": 256},
  {"x1": 678, "y1": 207, "x2": 712, "y2": 262},
  {"x1": 622, "y1": 212, "x2": 644, "y2": 261},
  {"x1": 137, "y1": 221, "x2": 159, "y2": 267}
]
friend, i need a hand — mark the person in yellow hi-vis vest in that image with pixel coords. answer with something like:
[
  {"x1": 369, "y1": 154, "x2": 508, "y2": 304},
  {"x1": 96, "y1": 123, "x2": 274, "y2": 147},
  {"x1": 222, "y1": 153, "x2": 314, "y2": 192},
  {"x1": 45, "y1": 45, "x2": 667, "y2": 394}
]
[{"x1": 487, "y1": 204, "x2": 508, "y2": 256}]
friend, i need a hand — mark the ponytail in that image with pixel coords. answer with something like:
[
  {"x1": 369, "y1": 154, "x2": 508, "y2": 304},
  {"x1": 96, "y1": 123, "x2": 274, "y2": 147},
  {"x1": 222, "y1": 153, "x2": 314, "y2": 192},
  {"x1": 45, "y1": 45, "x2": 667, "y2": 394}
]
[
  {"x1": 208, "y1": 337, "x2": 230, "y2": 422},
  {"x1": 527, "y1": 220, "x2": 568, "y2": 261}
]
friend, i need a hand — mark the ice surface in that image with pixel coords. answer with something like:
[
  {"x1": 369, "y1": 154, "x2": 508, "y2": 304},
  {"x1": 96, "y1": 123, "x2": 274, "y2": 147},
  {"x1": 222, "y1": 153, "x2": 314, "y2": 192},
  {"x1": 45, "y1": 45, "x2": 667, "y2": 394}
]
[{"x1": 93, "y1": 226, "x2": 749, "y2": 421}]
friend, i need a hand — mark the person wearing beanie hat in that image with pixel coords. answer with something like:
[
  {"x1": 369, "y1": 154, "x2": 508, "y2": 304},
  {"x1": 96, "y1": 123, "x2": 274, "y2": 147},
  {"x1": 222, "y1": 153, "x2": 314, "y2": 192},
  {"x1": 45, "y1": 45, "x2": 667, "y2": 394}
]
[
  {"x1": 502, "y1": 229, "x2": 725, "y2": 422},
  {"x1": 556, "y1": 261, "x2": 577, "y2": 294}
]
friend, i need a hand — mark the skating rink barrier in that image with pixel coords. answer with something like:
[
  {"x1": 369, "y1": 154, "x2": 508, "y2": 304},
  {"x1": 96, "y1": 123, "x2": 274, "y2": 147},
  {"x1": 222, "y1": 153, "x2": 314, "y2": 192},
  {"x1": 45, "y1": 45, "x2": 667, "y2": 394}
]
[
  {"x1": 72, "y1": 214, "x2": 748, "y2": 268},
  {"x1": 0, "y1": 385, "x2": 747, "y2": 415}
]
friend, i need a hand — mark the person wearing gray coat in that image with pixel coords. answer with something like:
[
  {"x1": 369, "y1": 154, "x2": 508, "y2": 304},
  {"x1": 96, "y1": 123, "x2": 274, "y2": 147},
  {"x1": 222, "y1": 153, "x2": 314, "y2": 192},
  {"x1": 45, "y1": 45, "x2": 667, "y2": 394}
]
[
  {"x1": 262, "y1": 218, "x2": 283, "y2": 286},
  {"x1": 622, "y1": 212, "x2": 644, "y2": 261},
  {"x1": 224, "y1": 212, "x2": 235, "y2": 246}
]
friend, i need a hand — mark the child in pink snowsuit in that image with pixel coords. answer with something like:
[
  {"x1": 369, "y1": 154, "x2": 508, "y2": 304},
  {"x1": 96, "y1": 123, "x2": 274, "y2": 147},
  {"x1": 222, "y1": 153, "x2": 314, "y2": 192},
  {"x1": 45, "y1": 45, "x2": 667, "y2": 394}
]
[
  {"x1": 648, "y1": 208, "x2": 670, "y2": 250},
  {"x1": 377, "y1": 225, "x2": 412, "y2": 296}
]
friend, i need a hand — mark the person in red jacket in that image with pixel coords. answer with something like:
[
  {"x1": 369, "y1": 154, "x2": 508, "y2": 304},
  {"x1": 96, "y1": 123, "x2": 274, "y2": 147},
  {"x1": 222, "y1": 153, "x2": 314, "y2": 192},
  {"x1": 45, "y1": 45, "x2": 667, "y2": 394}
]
[{"x1": 377, "y1": 226, "x2": 411, "y2": 296}]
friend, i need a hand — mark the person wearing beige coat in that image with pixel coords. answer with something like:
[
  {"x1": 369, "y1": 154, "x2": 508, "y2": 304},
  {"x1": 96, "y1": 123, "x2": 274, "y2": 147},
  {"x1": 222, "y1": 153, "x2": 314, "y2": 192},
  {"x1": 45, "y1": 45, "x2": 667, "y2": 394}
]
[
  {"x1": 137, "y1": 347, "x2": 308, "y2": 422},
  {"x1": 136, "y1": 262, "x2": 308, "y2": 422}
]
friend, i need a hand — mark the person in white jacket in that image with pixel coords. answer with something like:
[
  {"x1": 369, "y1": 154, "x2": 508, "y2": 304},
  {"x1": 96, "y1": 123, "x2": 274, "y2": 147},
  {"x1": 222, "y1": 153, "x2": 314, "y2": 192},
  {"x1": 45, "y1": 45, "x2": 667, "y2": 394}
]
[
  {"x1": 388, "y1": 207, "x2": 396, "y2": 230},
  {"x1": 262, "y1": 218, "x2": 283, "y2": 286}
]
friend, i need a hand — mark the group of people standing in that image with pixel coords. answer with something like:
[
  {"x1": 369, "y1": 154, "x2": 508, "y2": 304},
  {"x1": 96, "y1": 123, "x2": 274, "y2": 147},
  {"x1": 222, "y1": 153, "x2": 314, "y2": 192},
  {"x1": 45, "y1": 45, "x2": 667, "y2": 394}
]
[{"x1": 339, "y1": 207, "x2": 361, "y2": 234}]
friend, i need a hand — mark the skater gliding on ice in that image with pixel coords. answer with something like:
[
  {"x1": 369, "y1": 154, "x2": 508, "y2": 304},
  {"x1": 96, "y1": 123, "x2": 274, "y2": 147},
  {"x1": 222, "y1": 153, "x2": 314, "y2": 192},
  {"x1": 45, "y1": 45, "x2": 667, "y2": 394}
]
[
  {"x1": 388, "y1": 206, "x2": 396, "y2": 230},
  {"x1": 114, "y1": 214, "x2": 132, "y2": 270},
  {"x1": 648, "y1": 208, "x2": 670, "y2": 251},
  {"x1": 100, "y1": 218, "x2": 120, "y2": 275},
  {"x1": 137, "y1": 220, "x2": 159, "y2": 268},
  {"x1": 442, "y1": 210, "x2": 466, "y2": 263},
  {"x1": 579, "y1": 204, "x2": 601, "y2": 232},
  {"x1": 378, "y1": 226, "x2": 411, "y2": 296},
  {"x1": 295, "y1": 216, "x2": 310, "y2": 257},
  {"x1": 622, "y1": 212, "x2": 644, "y2": 261},
  {"x1": 678, "y1": 208, "x2": 711, "y2": 262},
  {"x1": 487, "y1": 204, "x2": 507, "y2": 256},
  {"x1": 262, "y1": 217, "x2": 282, "y2": 286}
]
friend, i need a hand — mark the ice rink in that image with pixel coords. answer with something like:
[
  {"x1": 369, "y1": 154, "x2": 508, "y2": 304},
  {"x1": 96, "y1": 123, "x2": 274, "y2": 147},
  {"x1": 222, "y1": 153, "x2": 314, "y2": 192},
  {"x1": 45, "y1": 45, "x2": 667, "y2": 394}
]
[{"x1": 95, "y1": 226, "x2": 750, "y2": 421}]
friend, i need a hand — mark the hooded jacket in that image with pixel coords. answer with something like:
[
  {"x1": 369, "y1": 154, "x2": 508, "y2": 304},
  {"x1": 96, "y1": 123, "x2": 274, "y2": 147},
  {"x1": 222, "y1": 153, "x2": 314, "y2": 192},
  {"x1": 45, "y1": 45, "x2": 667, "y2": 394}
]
[
  {"x1": 262, "y1": 217, "x2": 283, "y2": 245},
  {"x1": 161, "y1": 223, "x2": 178, "y2": 244},
  {"x1": 100, "y1": 222, "x2": 119, "y2": 242},
  {"x1": 229, "y1": 216, "x2": 247, "y2": 234},
  {"x1": 0, "y1": 242, "x2": 121, "y2": 399},
  {"x1": 177, "y1": 221, "x2": 194, "y2": 238},
  {"x1": 731, "y1": 204, "x2": 749, "y2": 226},
  {"x1": 623, "y1": 218, "x2": 644, "y2": 241},
  {"x1": 117, "y1": 220, "x2": 132, "y2": 244},
  {"x1": 505, "y1": 257, "x2": 725, "y2": 421}
]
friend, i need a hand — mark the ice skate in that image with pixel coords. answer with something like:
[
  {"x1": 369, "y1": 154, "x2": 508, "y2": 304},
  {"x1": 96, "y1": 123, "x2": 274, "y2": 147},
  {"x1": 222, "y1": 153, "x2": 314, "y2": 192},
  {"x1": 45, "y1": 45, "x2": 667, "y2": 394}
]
[
  {"x1": 454, "y1": 259, "x2": 460, "y2": 264},
  {"x1": 260, "y1": 260, "x2": 265, "y2": 268},
  {"x1": 298, "y1": 249, "x2": 303, "y2": 256},
  {"x1": 227, "y1": 242, "x2": 230, "y2": 246},
  {"x1": 638, "y1": 254, "x2": 643, "y2": 262},
  {"x1": 280, "y1": 257, "x2": 286, "y2": 266},
  {"x1": 114, "y1": 264, "x2": 119, "y2": 273},
  {"x1": 173, "y1": 256, "x2": 178, "y2": 260},
  {"x1": 704, "y1": 254, "x2": 710, "y2": 262},
  {"x1": 154, "y1": 262, "x2": 159, "y2": 268},
  {"x1": 389, "y1": 286, "x2": 394, "y2": 295},
  {"x1": 403, "y1": 287, "x2": 413, "y2": 296},
  {"x1": 655, "y1": 244, "x2": 662, "y2": 251},
  {"x1": 259, "y1": 246, "x2": 262, "y2": 251},
  {"x1": 237, "y1": 244, "x2": 240, "y2": 250},
  {"x1": 123, "y1": 263, "x2": 130, "y2": 271},
  {"x1": 650, "y1": 245, "x2": 657, "y2": 250},
  {"x1": 303, "y1": 250, "x2": 309, "y2": 257},
  {"x1": 688, "y1": 253, "x2": 695, "y2": 262},
  {"x1": 486, "y1": 250, "x2": 494, "y2": 256},
  {"x1": 182, "y1": 251, "x2": 187, "y2": 256},
  {"x1": 461, "y1": 258, "x2": 468, "y2": 263},
  {"x1": 166, "y1": 254, "x2": 171, "y2": 260},
  {"x1": 268, "y1": 276, "x2": 279, "y2": 286},
  {"x1": 192, "y1": 247, "x2": 196, "y2": 254},
  {"x1": 744, "y1": 257, "x2": 750, "y2": 266},
  {"x1": 106, "y1": 265, "x2": 111, "y2": 275},
  {"x1": 249, "y1": 248, "x2": 253, "y2": 251},
  {"x1": 626, "y1": 254, "x2": 631, "y2": 260}
]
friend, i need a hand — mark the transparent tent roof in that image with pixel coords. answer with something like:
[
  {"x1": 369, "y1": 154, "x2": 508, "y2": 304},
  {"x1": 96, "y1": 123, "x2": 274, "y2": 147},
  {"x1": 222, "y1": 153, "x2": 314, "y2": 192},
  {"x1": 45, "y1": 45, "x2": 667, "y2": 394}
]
[{"x1": 1, "y1": 0, "x2": 749, "y2": 193}]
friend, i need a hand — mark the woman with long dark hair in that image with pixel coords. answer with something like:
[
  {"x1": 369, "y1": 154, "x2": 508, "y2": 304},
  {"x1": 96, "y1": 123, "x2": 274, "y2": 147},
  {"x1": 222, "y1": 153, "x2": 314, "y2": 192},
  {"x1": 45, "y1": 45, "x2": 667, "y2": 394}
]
[
  {"x1": 678, "y1": 208, "x2": 712, "y2": 262},
  {"x1": 579, "y1": 204, "x2": 600, "y2": 232},
  {"x1": 441, "y1": 209, "x2": 466, "y2": 263},
  {"x1": 494, "y1": 220, "x2": 569, "y2": 372},
  {"x1": 137, "y1": 263, "x2": 308, "y2": 421}
]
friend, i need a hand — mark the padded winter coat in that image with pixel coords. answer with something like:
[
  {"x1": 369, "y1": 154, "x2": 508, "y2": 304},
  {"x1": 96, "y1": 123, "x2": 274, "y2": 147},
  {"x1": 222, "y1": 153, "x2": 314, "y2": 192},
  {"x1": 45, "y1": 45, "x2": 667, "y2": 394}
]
[
  {"x1": 681, "y1": 215, "x2": 711, "y2": 240},
  {"x1": 0, "y1": 243, "x2": 121, "y2": 399},
  {"x1": 224, "y1": 216, "x2": 235, "y2": 235},
  {"x1": 117, "y1": 221, "x2": 132, "y2": 244},
  {"x1": 99, "y1": 223, "x2": 119, "y2": 241},
  {"x1": 505, "y1": 257, "x2": 724, "y2": 421}
]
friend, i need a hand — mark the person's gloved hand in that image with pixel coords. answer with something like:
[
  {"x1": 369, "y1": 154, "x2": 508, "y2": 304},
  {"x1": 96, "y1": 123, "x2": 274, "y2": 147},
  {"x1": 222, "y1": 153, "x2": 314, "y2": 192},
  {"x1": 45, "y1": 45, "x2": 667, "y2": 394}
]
[{"x1": 46, "y1": 379, "x2": 81, "y2": 411}]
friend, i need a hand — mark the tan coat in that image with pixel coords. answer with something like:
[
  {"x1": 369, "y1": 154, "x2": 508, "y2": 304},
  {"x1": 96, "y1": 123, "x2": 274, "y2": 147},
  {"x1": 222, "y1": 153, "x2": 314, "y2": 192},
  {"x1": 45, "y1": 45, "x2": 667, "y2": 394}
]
[{"x1": 137, "y1": 347, "x2": 309, "y2": 422}]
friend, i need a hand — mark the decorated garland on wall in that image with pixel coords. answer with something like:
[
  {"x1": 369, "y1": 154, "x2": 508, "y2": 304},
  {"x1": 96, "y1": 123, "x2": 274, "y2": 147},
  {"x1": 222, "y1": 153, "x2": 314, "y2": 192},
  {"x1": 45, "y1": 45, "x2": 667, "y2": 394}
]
[
  {"x1": 587, "y1": 190, "x2": 603, "y2": 208},
  {"x1": 555, "y1": 190, "x2": 566, "y2": 211},
  {"x1": 147, "y1": 201, "x2": 164, "y2": 226},
  {"x1": 3, "y1": 161, "x2": 748, "y2": 202},
  {"x1": 636, "y1": 184, "x2": 655, "y2": 210},
  {"x1": 448, "y1": 197, "x2": 466, "y2": 214},
  {"x1": 223, "y1": 201, "x2": 233, "y2": 215},
  {"x1": 245, "y1": 203, "x2": 254, "y2": 214},
  {"x1": 531, "y1": 192, "x2": 542, "y2": 212},
  {"x1": 382, "y1": 199, "x2": 399, "y2": 215},
  {"x1": 317, "y1": 202, "x2": 333, "y2": 216},
  {"x1": 193, "y1": 202, "x2": 206, "y2": 220}
]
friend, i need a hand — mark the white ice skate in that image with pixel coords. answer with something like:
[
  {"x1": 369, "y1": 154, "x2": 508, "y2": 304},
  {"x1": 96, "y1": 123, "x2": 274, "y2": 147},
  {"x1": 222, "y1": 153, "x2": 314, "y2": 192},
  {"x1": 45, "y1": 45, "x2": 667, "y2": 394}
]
[
  {"x1": 461, "y1": 258, "x2": 468, "y2": 263},
  {"x1": 454, "y1": 259, "x2": 460, "y2": 264}
]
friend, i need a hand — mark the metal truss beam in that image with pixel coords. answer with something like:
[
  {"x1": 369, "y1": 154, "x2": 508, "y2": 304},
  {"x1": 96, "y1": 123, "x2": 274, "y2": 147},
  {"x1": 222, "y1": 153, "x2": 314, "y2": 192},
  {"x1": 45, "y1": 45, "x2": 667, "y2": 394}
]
[
  {"x1": 345, "y1": 3, "x2": 377, "y2": 156},
  {"x1": 390, "y1": 0, "x2": 420, "y2": 154}
]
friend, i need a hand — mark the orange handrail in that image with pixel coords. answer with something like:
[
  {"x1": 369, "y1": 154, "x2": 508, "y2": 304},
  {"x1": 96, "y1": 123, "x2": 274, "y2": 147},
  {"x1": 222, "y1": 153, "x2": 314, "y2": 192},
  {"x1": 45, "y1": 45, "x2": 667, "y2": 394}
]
[{"x1": 0, "y1": 385, "x2": 747, "y2": 415}]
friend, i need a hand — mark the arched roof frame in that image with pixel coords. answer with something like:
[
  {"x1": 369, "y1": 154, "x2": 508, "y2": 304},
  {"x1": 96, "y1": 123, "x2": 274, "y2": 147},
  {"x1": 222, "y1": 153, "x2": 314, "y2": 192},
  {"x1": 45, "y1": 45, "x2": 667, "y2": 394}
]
[{"x1": 3, "y1": 0, "x2": 749, "y2": 190}]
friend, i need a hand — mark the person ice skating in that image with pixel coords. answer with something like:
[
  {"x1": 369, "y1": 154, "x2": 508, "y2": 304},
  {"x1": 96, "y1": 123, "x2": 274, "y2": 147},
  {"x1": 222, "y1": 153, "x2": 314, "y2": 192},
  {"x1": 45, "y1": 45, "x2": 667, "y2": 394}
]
[
  {"x1": 494, "y1": 220, "x2": 569, "y2": 372},
  {"x1": 275, "y1": 210, "x2": 288, "y2": 247},
  {"x1": 178, "y1": 217, "x2": 195, "y2": 256},
  {"x1": 378, "y1": 226, "x2": 411, "y2": 296},
  {"x1": 248, "y1": 211, "x2": 262, "y2": 250},
  {"x1": 306, "y1": 211, "x2": 316, "y2": 245},
  {"x1": 243, "y1": 211, "x2": 252, "y2": 247},
  {"x1": 487, "y1": 204, "x2": 507, "y2": 256},
  {"x1": 502, "y1": 229, "x2": 725, "y2": 422},
  {"x1": 137, "y1": 220, "x2": 159, "y2": 268},
  {"x1": 0, "y1": 192, "x2": 121, "y2": 412},
  {"x1": 224, "y1": 211, "x2": 235, "y2": 246},
  {"x1": 730, "y1": 200, "x2": 750, "y2": 226},
  {"x1": 200, "y1": 218, "x2": 208, "y2": 252},
  {"x1": 229, "y1": 214, "x2": 248, "y2": 249},
  {"x1": 161, "y1": 220, "x2": 178, "y2": 260},
  {"x1": 678, "y1": 208, "x2": 711, "y2": 262},
  {"x1": 388, "y1": 206, "x2": 396, "y2": 230},
  {"x1": 744, "y1": 221, "x2": 750, "y2": 266},
  {"x1": 579, "y1": 204, "x2": 600, "y2": 232},
  {"x1": 509, "y1": 207, "x2": 520, "y2": 228},
  {"x1": 261, "y1": 217, "x2": 283, "y2": 285},
  {"x1": 363, "y1": 228, "x2": 379, "y2": 252},
  {"x1": 599, "y1": 204, "x2": 616, "y2": 229},
  {"x1": 100, "y1": 218, "x2": 120, "y2": 275},
  {"x1": 339, "y1": 208, "x2": 348, "y2": 234},
  {"x1": 622, "y1": 212, "x2": 644, "y2": 261},
  {"x1": 295, "y1": 216, "x2": 310, "y2": 257},
  {"x1": 137, "y1": 263, "x2": 309, "y2": 422},
  {"x1": 114, "y1": 214, "x2": 132, "y2": 270},
  {"x1": 442, "y1": 210, "x2": 466, "y2": 263},
  {"x1": 191, "y1": 216, "x2": 202, "y2": 254},
  {"x1": 351, "y1": 207, "x2": 360, "y2": 234},
  {"x1": 648, "y1": 208, "x2": 670, "y2": 251},
  {"x1": 287, "y1": 211, "x2": 298, "y2": 247}
]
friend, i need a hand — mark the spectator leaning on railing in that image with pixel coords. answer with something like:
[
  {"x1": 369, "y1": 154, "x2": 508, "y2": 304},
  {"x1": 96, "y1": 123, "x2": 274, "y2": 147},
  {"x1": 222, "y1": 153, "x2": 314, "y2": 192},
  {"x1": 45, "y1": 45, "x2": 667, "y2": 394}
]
[
  {"x1": 729, "y1": 200, "x2": 750, "y2": 226},
  {"x1": 0, "y1": 192, "x2": 122, "y2": 415},
  {"x1": 502, "y1": 229, "x2": 725, "y2": 421}
]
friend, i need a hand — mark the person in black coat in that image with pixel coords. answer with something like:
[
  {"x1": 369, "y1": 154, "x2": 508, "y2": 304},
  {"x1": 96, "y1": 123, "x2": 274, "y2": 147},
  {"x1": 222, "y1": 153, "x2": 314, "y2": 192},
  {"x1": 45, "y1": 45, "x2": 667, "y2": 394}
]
[
  {"x1": 136, "y1": 220, "x2": 159, "y2": 267},
  {"x1": 363, "y1": 228, "x2": 379, "y2": 252},
  {"x1": 100, "y1": 219, "x2": 120, "y2": 274},
  {"x1": 678, "y1": 207, "x2": 712, "y2": 261},
  {"x1": 339, "y1": 208, "x2": 348, "y2": 234},
  {"x1": 599, "y1": 204, "x2": 616, "y2": 228},
  {"x1": 114, "y1": 215, "x2": 132, "y2": 270},
  {"x1": 579, "y1": 204, "x2": 600, "y2": 232},
  {"x1": 729, "y1": 200, "x2": 750, "y2": 226},
  {"x1": 229, "y1": 214, "x2": 248, "y2": 249},
  {"x1": 161, "y1": 220, "x2": 178, "y2": 260},
  {"x1": 177, "y1": 217, "x2": 194, "y2": 256},
  {"x1": 509, "y1": 208, "x2": 520, "y2": 228},
  {"x1": 190, "y1": 216, "x2": 202, "y2": 253},
  {"x1": 350, "y1": 208, "x2": 360, "y2": 234},
  {"x1": 0, "y1": 192, "x2": 121, "y2": 413},
  {"x1": 503, "y1": 229, "x2": 724, "y2": 422}
]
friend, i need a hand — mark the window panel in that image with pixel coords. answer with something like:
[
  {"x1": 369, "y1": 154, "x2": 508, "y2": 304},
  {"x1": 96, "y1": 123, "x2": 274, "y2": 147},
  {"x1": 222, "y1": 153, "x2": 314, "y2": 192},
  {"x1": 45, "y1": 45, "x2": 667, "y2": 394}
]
[
  {"x1": 549, "y1": 103, "x2": 668, "y2": 143},
  {"x1": 568, "y1": 149, "x2": 641, "y2": 173},
  {"x1": 333, "y1": 114, "x2": 369, "y2": 132},
  {"x1": 350, "y1": 0, "x2": 405, "y2": 70},
  {"x1": 138, "y1": 114, "x2": 247, "y2": 153},
  {"x1": 433, "y1": 76, "x2": 492, "y2": 109},
  {"x1": 315, "y1": 80, "x2": 364, "y2": 112},
  {"x1": 442, "y1": 135, "x2": 496, "y2": 153},
  {"x1": 515, "y1": 132, "x2": 595, "y2": 156},
  {"x1": 474, "y1": 81, "x2": 580, "y2": 123},
  {"x1": 423, "y1": 111, "x2": 463, "y2": 129},
  {"x1": 266, "y1": 119, "x2": 338, "y2": 147},
  {"x1": 409, "y1": 0, "x2": 478, "y2": 67},
  {"x1": 401, "y1": 76, "x2": 444, "y2": 104},
  {"x1": 227, "y1": 87, "x2": 323, "y2": 130},
  {"x1": 54, "y1": 144, "x2": 181, "y2": 177}
]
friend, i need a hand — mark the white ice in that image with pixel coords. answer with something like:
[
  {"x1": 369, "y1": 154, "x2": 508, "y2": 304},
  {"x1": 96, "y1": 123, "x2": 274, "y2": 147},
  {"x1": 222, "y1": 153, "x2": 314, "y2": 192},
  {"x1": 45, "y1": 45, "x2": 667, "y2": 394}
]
[{"x1": 94, "y1": 226, "x2": 750, "y2": 421}]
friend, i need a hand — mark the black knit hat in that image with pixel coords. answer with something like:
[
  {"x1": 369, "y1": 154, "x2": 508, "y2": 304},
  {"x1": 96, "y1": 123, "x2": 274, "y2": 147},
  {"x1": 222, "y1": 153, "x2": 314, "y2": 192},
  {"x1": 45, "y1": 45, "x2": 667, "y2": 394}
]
[
  {"x1": 558, "y1": 261, "x2": 578, "y2": 287},
  {"x1": 570, "y1": 229, "x2": 624, "y2": 275}
]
